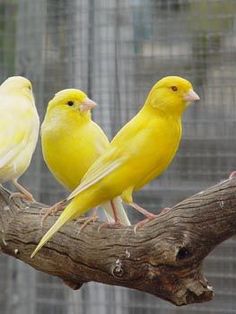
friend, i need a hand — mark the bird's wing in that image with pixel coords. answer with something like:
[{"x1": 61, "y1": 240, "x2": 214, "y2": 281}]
[
  {"x1": 67, "y1": 114, "x2": 147, "y2": 201},
  {"x1": 67, "y1": 147, "x2": 126, "y2": 200},
  {"x1": 0, "y1": 99, "x2": 31, "y2": 168}
]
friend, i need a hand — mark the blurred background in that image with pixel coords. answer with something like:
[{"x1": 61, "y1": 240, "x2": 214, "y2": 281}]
[{"x1": 1, "y1": 0, "x2": 236, "y2": 313}]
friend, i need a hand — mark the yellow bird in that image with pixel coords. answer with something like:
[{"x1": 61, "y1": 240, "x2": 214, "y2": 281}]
[
  {"x1": 31, "y1": 76, "x2": 199, "y2": 257},
  {"x1": 0, "y1": 76, "x2": 39, "y2": 200},
  {"x1": 41, "y1": 89, "x2": 130, "y2": 225}
]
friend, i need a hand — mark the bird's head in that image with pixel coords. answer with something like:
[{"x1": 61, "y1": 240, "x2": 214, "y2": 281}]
[
  {"x1": 146, "y1": 76, "x2": 200, "y2": 116},
  {"x1": 0, "y1": 76, "x2": 33, "y2": 97},
  {"x1": 48, "y1": 89, "x2": 96, "y2": 118}
]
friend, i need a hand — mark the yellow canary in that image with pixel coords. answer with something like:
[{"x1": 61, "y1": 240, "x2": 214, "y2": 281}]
[
  {"x1": 0, "y1": 76, "x2": 39, "y2": 200},
  {"x1": 31, "y1": 76, "x2": 199, "y2": 257},
  {"x1": 41, "y1": 89, "x2": 130, "y2": 225}
]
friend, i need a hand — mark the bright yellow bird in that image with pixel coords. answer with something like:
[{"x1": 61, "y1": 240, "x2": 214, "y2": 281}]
[
  {"x1": 41, "y1": 89, "x2": 130, "y2": 225},
  {"x1": 31, "y1": 76, "x2": 199, "y2": 257},
  {"x1": 0, "y1": 76, "x2": 39, "y2": 200}
]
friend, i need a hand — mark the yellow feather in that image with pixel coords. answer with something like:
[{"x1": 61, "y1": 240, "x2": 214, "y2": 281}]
[
  {"x1": 0, "y1": 76, "x2": 39, "y2": 188},
  {"x1": 41, "y1": 89, "x2": 109, "y2": 190},
  {"x1": 41, "y1": 89, "x2": 130, "y2": 225},
  {"x1": 31, "y1": 76, "x2": 199, "y2": 257}
]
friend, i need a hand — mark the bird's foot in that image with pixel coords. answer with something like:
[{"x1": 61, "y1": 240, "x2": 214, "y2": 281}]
[
  {"x1": 229, "y1": 171, "x2": 236, "y2": 179},
  {"x1": 129, "y1": 201, "x2": 158, "y2": 233},
  {"x1": 11, "y1": 179, "x2": 35, "y2": 202},
  {"x1": 160, "y1": 207, "x2": 171, "y2": 214},
  {"x1": 129, "y1": 201, "x2": 157, "y2": 219},
  {"x1": 9, "y1": 191, "x2": 35, "y2": 203},
  {"x1": 133, "y1": 213, "x2": 157, "y2": 233},
  {"x1": 98, "y1": 219, "x2": 122, "y2": 232},
  {"x1": 40, "y1": 200, "x2": 66, "y2": 227},
  {"x1": 76, "y1": 214, "x2": 98, "y2": 234},
  {"x1": 133, "y1": 207, "x2": 171, "y2": 233}
]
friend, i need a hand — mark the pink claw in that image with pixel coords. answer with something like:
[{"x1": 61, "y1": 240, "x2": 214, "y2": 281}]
[
  {"x1": 160, "y1": 207, "x2": 171, "y2": 214},
  {"x1": 229, "y1": 171, "x2": 236, "y2": 179}
]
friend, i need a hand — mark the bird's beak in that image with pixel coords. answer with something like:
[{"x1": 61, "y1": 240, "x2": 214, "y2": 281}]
[
  {"x1": 80, "y1": 98, "x2": 97, "y2": 112},
  {"x1": 184, "y1": 89, "x2": 200, "y2": 102}
]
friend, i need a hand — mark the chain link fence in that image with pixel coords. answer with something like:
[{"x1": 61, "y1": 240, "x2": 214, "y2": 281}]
[{"x1": 1, "y1": 0, "x2": 236, "y2": 313}]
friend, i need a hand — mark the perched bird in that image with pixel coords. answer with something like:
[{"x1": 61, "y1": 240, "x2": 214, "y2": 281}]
[
  {"x1": 31, "y1": 76, "x2": 199, "y2": 257},
  {"x1": 41, "y1": 89, "x2": 130, "y2": 226},
  {"x1": 0, "y1": 76, "x2": 39, "y2": 200}
]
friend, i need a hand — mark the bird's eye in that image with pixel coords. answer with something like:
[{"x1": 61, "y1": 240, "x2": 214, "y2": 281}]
[
  {"x1": 171, "y1": 86, "x2": 178, "y2": 92},
  {"x1": 67, "y1": 101, "x2": 74, "y2": 106}
]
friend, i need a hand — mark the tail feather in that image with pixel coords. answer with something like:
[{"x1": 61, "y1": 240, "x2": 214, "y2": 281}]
[
  {"x1": 31, "y1": 196, "x2": 131, "y2": 258},
  {"x1": 31, "y1": 201, "x2": 79, "y2": 258},
  {"x1": 103, "y1": 197, "x2": 131, "y2": 226}
]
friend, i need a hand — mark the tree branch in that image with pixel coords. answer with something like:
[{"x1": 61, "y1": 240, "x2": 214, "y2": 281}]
[{"x1": 0, "y1": 177, "x2": 236, "y2": 306}]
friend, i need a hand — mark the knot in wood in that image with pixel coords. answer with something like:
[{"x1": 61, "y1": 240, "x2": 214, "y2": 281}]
[
  {"x1": 176, "y1": 246, "x2": 192, "y2": 260},
  {"x1": 112, "y1": 258, "x2": 125, "y2": 278}
]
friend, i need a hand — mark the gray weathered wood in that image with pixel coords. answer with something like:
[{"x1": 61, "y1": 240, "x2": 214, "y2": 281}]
[{"x1": 0, "y1": 177, "x2": 236, "y2": 306}]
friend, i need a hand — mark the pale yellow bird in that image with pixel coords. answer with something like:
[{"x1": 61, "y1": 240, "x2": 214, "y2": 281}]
[
  {"x1": 31, "y1": 76, "x2": 199, "y2": 257},
  {"x1": 41, "y1": 89, "x2": 130, "y2": 226},
  {"x1": 0, "y1": 76, "x2": 39, "y2": 200}
]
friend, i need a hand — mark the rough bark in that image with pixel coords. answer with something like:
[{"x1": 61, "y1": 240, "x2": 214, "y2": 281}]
[{"x1": 0, "y1": 177, "x2": 236, "y2": 306}]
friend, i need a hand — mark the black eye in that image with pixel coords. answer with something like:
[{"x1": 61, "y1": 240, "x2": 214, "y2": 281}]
[
  {"x1": 67, "y1": 101, "x2": 74, "y2": 106},
  {"x1": 171, "y1": 86, "x2": 178, "y2": 92}
]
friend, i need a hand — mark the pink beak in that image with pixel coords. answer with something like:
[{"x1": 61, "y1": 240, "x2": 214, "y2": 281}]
[
  {"x1": 184, "y1": 89, "x2": 200, "y2": 102},
  {"x1": 80, "y1": 97, "x2": 97, "y2": 112}
]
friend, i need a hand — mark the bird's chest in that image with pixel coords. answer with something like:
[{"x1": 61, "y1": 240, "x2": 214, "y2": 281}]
[
  {"x1": 152, "y1": 121, "x2": 181, "y2": 160},
  {"x1": 135, "y1": 118, "x2": 182, "y2": 188},
  {"x1": 42, "y1": 121, "x2": 107, "y2": 190}
]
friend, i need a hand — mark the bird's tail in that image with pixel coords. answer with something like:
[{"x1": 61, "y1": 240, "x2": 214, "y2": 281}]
[
  {"x1": 31, "y1": 199, "x2": 82, "y2": 258},
  {"x1": 103, "y1": 197, "x2": 131, "y2": 226}
]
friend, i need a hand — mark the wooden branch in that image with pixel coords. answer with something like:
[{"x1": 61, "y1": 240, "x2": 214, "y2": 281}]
[{"x1": 0, "y1": 177, "x2": 236, "y2": 306}]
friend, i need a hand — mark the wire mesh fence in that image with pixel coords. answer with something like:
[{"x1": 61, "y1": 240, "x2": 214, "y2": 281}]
[{"x1": 0, "y1": 0, "x2": 236, "y2": 313}]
